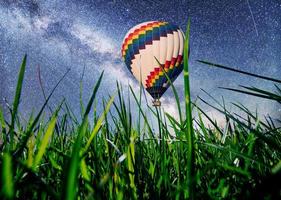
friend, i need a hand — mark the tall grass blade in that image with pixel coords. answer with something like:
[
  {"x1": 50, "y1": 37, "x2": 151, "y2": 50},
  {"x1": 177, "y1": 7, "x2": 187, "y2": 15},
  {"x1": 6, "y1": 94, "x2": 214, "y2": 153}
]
[
  {"x1": 38, "y1": 65, "x2": 53, "y2": 113},
  {"x1": 79, "y1": 65, "x2": 86, "y2": 118},
  {"x1": 83, "y1": 95, "x2": 115, "y2": 153},
  {"x1": 197, "y1": 60, "x2": 281, "y2": 84},
  {"x1": 13, "y1": 69, "x2": 70, "y2": 157},
  {"x1": 80, "y1": 158, "x2": 91, "y2": 182},
  {"x1": 129, "y1": 86, "x2": 155, "y2": 141},
  {"x1": 1, "y1": 152, "x2": 14, "y2": 199},
  {"x1": 219, "y1": 87, "x2": 281, "y2": 103},
  {"x1": 272, "y1": 160, "x2": 281, "y2": 174},
  {"x1": 63, "y1": 106, "x2": 88, "y2": 200},
  {"x1": 165, "y1": 112, "x2": 182, "y2": 131},
  {"x1": 63, "y1": 72, "x2": 103, "y2": 200},
  {"x1": 10, "y1": 55, "x2": 27, "y2": 150},
  {"x1": 33, "y1": 113, "x2": 58, "y2": 169},
  {"x1": 127, "y1": 130, "x2": 137, "y2": 199},
  {"x1": 84, "y1": 71, "x2": 104, "y2": 117},
  {"x1": 0, "y1": 106, "x2": 5, "y2": 130},
  {"x1": 183, "y1": 19, "x2": 195, "y2": 199}
]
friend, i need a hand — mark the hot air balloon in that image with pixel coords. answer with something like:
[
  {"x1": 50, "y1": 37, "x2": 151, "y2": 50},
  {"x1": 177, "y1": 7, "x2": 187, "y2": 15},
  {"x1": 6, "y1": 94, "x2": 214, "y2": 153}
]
[{"x1": 121, "y1": 21, "x2": 185, "y2": 106}]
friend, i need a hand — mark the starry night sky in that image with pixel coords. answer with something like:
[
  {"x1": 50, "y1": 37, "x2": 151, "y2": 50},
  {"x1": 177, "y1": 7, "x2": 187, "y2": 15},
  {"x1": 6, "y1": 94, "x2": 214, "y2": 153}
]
[{"x1": 0, "y1": 0, "x2": 280, "y2": 122}]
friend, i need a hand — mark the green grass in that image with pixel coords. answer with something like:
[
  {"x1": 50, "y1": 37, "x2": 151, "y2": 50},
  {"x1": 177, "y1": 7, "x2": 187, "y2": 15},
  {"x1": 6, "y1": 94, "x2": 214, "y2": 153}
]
[{"x1": 0, "y1": 24, "x2": 281, "y2": 200}]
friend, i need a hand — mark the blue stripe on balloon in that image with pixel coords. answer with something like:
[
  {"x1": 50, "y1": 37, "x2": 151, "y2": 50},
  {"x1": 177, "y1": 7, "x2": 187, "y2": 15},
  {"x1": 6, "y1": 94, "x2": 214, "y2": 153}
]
[
  {"x1": 125, "y1": 40, "x2": 136, "y2": 71},
  {"x1": 152, "y1": 26, "x2": 160, "y2": 40},
  {"x1": 146, "y1": 30, "x2": 153, "y2": 45},
  {"x1": 132, "y1": 39, "x2": 139, "y2": 57},
  {"x1": 159, "y1": 25, "x2": 167, "y2": 37},
  {"x1": 139, "y1": 34, "x2": 146, "y2": 50}
]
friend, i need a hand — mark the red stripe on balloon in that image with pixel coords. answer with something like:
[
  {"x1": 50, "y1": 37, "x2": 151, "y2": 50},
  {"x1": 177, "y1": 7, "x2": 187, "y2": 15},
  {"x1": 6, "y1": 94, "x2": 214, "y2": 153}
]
[
  {"x1": 170, "y1": 57, "x2": 177, "y2": 68},
  {"x1": 145, "y1": 55, "x2": 180, "y2": 87}
]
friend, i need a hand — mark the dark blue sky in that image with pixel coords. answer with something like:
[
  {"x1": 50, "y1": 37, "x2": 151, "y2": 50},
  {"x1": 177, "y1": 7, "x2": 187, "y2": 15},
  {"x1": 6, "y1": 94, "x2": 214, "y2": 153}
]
[{"x1": 0, "y1": 0, "x2": 280, "y2": 123}]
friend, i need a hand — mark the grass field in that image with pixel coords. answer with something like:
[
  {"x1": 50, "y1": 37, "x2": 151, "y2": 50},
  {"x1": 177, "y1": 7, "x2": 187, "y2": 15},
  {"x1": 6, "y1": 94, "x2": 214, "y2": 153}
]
[{"x1": 0, "y1": 23, "x2": 280, "y2": 200}]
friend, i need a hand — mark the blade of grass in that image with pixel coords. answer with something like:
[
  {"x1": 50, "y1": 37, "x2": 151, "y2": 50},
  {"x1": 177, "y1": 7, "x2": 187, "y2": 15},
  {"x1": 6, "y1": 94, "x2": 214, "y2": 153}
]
[
  {"x1": 33, "y1": 113, "x2": 58, "y2": 169},
  {"x1": 0, "y1": 106, "x2": 5, "y2": 130},
  {"x1": 217, "y1": 163, "x2": 250, "y2": 177},
  {"x1": 63, "y1": 72, "x2": 103, "y2": 200},
  {"x1": 79, "y1": 65, "x2": 86, "y2": 118},
  {"x1": 183, "y1": 19, "x2": 195, "y2": 199},
  {"x1": 232, "y1": 102, "x2": 271, "y2": 130},
  {"x1": 38, "y1": 65, "x2": 53, "y2": 113},
  {"x1": 219, "y1": 87, "x2": 281, "y2": 103},
  {"x1": 83, "y1": 95, "x2": 115, "y2": 154},
  {"x1": 0, "y1": 106, "x2": 6, "y2": 150},
  {"x1": 165, "y1": 112, "x2": 182, "y2": 131},
  {"x1": 127, "y1": 130, "x2": 137, "y2": 199},
  {"x1": 154, "y1": 57, "x2": 183, "y2": 125},
  {"x1": 198, "y1": 96, "x2": 281, "y2": 151},
  {"x1": 129, "y1": 86, "x2": 156, "y2": 142},
  {"x1": 1, "y1": 152, "x2": 14, "y2": 199},
  {"x1": 197, "y1": 60, "x2": 281, "y2": 84},
  {"x1": 13, "y1": 69, "x2": 70, "y2": 157},
  {"x1": 63, "y1": 101, "x2": 79, "y2": 125},
  {"x1": 193, "y1": 103, "x2": 224, "y2": 136},
  {"x1": 272, "y1": 160, "x2": 281, "y2": 174},
  {"x1": 197, "y1": 142, "x2": 267, "y2": 167},
  {"x1": 9, "y1": 55, "x2": 27, "y2": 150}
]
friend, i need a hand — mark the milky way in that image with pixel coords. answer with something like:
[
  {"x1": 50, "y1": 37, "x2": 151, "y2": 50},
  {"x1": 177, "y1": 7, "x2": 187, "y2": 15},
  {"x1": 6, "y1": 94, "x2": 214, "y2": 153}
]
[{"x1": 0, "y1": 0, "x2": 280, "y2": 122}]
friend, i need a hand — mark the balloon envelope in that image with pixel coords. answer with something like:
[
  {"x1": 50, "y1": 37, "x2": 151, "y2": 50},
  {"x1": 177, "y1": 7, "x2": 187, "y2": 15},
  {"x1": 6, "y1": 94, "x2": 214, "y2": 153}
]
[{"x1": 121, "y1": 21, "x2": 185, "y2": 99}]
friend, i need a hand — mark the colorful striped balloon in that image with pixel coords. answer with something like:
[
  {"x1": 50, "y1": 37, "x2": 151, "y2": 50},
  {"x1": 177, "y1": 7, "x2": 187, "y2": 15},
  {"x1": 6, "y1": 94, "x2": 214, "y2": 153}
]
[{"x1": 121, "y1": 21, "x2": 185, "y2": 100}]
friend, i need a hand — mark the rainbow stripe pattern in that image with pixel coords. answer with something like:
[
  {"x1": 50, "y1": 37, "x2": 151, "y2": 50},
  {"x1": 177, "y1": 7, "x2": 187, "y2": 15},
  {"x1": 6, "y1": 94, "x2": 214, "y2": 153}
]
[{"x1": 121, "y1": 21, "x2": 185, "y2": 99}]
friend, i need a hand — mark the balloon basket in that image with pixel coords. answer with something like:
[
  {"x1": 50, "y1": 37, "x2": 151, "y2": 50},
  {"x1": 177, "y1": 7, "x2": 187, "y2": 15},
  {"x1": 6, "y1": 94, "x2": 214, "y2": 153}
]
[{"x1": 152, "y1": 99, "x2": 161, "y2": 107}]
